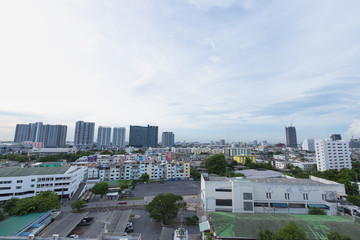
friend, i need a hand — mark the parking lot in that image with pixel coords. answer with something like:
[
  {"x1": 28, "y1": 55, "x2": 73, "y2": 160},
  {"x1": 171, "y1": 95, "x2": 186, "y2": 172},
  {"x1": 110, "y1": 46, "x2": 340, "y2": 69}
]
[{"x1": 133, "y1": 180, "x2": 200, "y2": 197}]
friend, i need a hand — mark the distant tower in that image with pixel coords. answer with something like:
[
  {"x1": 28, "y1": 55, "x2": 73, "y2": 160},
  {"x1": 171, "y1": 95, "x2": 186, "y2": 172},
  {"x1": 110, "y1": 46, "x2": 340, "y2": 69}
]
[
  {"x1": 285, "y1": 126, "x2": 298, "y2": 148},
  {"x1": 97, "y1": 126, "x2": 111, "y2": 148},
  {"x1": 74, "y1": 121, "x2": 95, "y2": 148},
  {"x1": 113, "y1": 127, "x2": 126, "y2": 148},
  {"x1": 162, "y1": 132, "x2": 174, "y2": 148}
]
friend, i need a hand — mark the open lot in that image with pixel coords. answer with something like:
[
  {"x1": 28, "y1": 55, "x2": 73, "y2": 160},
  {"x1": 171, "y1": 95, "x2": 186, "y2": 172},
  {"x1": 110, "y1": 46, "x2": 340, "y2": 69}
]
[{"x1": 133, "y1": 180, "x2": 200, "y2": 197}]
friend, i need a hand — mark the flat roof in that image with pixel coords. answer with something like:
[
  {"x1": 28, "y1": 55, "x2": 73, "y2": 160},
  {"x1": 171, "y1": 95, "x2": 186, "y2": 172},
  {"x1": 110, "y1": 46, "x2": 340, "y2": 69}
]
[
  {"x1": 210, "y1": 212, "x2": 360, "y2": 240},
  {"x1": 248, "y1": 178, "x2": 326, "y2": 184},
  {"x1": 0, "y1": 212, "x2": 45, "y2": 236},
  {"x1": 0, "y1": 166, "x2": 71, "y2": 177},
  {"x1": 236, "y1": 169, "x2": 283, "y2": 177}
]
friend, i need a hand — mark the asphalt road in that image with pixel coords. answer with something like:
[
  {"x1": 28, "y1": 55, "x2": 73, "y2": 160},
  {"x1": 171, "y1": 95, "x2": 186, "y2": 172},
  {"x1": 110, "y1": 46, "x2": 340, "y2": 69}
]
[{"x1": 133, "y1": 180, "x2": 200, "y2": 197}]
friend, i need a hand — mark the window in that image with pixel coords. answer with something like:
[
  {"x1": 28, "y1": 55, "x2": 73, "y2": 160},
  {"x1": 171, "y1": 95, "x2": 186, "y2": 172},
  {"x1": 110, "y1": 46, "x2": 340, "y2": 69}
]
[
  {"x1": 303, "y1": 193, "x2": 308, "y2": 200},
  {"x1": 244, "y1": 202, "x2": 253, "y2": 211},
  {"x1": 254, "y1": 202, "x2": 269, "y2": 207},
  {"x1": 216, "y1": 199, "x2": 232, "y2": 206},
  {"x1": 289, "y1": 203, "x2": 306, "y2": 208},
  {"x1": 322, "y1": 194, "x2": 326, "y2": 200},
  {"x1": 17, "y1": 180, "x2": 23, "y2": 183},
  {"x1": 215, "y1": 189, "x2": 232, "y2": 192},
  {"x1": 285, "y1": 193, "x2": 290, "y2": 200},
  {"x1": 243, "y1": 193, "x2": 252, "y2": 200},
  {"x1": 31, "y1": 179, "x2": 35, "y2": 182},
  {"x1": 0, "y1": 187, "x2": 11, "y2": 190},
  {"x1": 266, "y1": 192, "x2": 272, "y2": 199},
  {"x1": 31, "y1": 185, "x2": 34, "y2": 188},
  {"x1": 16, "y1": 186, "x2": 22, "y2": 189}
]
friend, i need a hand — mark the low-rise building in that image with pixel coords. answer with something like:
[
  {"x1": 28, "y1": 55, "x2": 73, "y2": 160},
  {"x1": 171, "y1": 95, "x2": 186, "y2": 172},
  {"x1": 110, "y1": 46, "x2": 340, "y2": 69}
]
[
  {"x1": 233, "y1": 155, "x2": 256, "y2": 164},
  {"x1": 201, "y1": 173, "x2": 346, "y2": 215},
  {"x1": 0, "y1": 166, "x2": 85, "y2": 202}
]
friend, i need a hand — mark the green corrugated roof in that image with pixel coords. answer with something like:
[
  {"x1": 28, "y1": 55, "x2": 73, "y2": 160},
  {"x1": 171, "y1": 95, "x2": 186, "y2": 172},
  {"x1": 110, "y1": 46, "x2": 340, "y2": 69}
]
[
  {"x1": 0, "y1": 166, "x2": 70, "y2": 177},
  {"x1": 210, "y1": 212, "x2": 358, "y2": 240},
  {"x1": 0, "y1": 212, "x2": 45, "y2": 236}
]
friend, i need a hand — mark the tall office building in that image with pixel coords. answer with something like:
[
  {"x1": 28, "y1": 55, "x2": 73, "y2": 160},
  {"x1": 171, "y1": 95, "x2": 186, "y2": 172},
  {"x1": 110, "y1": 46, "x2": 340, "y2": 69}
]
[
  {"x1": 74, "y1": 121, "x2": 95, "y2": 148},
  {"x1": 14, "y1": 122, "x2": 67, "y2": 148},
  {"x1": 302, "y1": 139, "x2": 315, "y2": 152},
  {"x1": 285, "y1": 126, "x2": 297, "y2": 148},
  {"x1": 97, "y1": 126, "x2": 111, "y2": 148},
  {"x1": 113, "y1": 127, "x2": 126, "y2": 148},
  {"x1": 315, "y1": 139, "x2": 352, "y2": 171},
  {"x1": 129, "y1": 125, "x2": 158, "y2": 148},
  {"x1": 162, "y1": 132, "x2": 174, "y2": 148},
  {"x1": 330, "y1": 134, "x2": 342, "y2": 141}
]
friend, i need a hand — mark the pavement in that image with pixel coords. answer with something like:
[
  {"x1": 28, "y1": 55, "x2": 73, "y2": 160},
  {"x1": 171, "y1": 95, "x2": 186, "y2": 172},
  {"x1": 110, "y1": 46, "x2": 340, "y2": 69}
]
[
  {"x1": 133, "y1": 180, "x2": 200, "y2": 197},
  {"x1": 42, "y1": 212, "x2": 88, "y2": 237}
]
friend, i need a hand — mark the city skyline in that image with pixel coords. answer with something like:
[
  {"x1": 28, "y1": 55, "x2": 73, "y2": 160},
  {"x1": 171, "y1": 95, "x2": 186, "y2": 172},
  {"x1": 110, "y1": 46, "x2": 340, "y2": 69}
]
[{"x1": 1, "y1": 1, "x2": 360, "y2": 142}]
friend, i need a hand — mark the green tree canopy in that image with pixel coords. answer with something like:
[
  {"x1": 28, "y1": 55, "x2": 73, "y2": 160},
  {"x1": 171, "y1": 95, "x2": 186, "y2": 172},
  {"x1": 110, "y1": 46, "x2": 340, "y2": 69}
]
[
  {"x1": 91, "y1": 182, "x2": 109, "y2": 197},
  {"x1": 71, "y1": 200, "x2": 87, "y2": 211},
  {"x1": 257, "y1": 229, "x2": 276, "y2": 240},
  {"x1": 0, "y1": 210, "x2": 6, "y2": 221},
  {"x1": 327, "y1": 230, "x2": 354, "y2": 240},
  {"x1": 190, "y1": 167, "x2": 201, "y2": 180},
  {"x1": 140, "y1": 173, "x2": 150, "y2": 182},
  {"x1": 277, "y1": 221, "x2": 308, "y2": 240},
  {"x1": 204, "y1": 154, "x2": 227, "y2": 176},
  {"x1": 145, "y1": 193, "x2": 183, "y2": 224},
  {"x1": 308, "y1": 207, "x2": 326, "y2": 215}
]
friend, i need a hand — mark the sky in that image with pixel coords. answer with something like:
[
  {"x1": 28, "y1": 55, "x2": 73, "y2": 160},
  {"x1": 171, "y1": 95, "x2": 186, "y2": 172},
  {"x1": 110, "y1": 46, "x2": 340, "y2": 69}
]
[{"x1": 1, "y1": 0, "x2": 360, "y2": 143}]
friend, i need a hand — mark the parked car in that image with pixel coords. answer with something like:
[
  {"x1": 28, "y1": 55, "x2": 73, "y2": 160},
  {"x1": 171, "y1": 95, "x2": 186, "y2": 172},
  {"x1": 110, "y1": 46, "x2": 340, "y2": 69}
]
[
  {"x1": 78, "y1": 217, "x2": 94, "y2": 226},
  {"x1": 118, "y1": 201, "x2": 127, "y2": 204},
  {"x1": 125, "y1": 226, "x2": 134, "y2": 233},
  {"x1": 69, "y1": 234, "x2": 79, "y2": 238}
]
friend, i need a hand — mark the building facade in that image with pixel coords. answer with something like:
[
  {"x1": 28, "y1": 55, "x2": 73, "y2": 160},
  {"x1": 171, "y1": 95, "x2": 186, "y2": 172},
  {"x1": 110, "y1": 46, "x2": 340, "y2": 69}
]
[
  {"x1": 112, "y1": 127, "x2": 126, "y2": 148},
  {"x1": 302, "y1": 139, "x2": 315, "y2": 152},
  {"x1": 97, "y1": 126, "x2": 112, "y2": 148},
  {"x1": 201, "y1": 173, "x2": 346, "y2": 215},
  {"x1": 14, "y1": 122, "x2": 67, "y2": 148},
  {"x1": 162, "y1": 132, "x2": 174, "y2": 148},
  {"x1": 0, "y1": 166, "x2": 85, "y2": 202},
  {"x1": 129, "y1": 125, "x2": 158, "y2": 148},
  {"x1": 285, "y1": 126, "x2": 297, "y2": 148},
  {"x1": 315, "y1": 139, "x2": 352, "y2": 171},
  {"x1": 74, "y1": 121, "x2": 95, "y2": 148}
]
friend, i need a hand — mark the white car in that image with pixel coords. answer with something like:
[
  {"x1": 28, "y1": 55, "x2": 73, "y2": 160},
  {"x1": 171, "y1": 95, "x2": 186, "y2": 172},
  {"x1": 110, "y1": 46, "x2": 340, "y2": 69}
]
[{"x1": 69, "y1": 234, "x2": 79, "y2": 238}]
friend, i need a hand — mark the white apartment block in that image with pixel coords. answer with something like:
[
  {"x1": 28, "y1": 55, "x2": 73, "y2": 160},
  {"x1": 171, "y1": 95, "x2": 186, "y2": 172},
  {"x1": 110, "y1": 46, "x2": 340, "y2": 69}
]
[
  {"x1": 291, "y1": 161, "x2": 317, "y2": 171},
  {"x1": 315, "y1": 139, "x2": 352, "y2": 172},
  {"x1": 0, "y1": 166, "x2": 85, "y2": 202},
  {"x1": 224, "y1": 148, "x2": 252, "y2": 157},
  {"x1": 201, "y1": 173, "x2": 346, "y2": 215}
]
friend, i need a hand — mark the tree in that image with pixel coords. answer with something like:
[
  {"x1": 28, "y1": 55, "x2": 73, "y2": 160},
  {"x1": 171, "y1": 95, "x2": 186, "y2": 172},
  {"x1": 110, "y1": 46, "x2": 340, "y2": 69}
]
[
  {"x1": 71, "y1": 200, "x2": 87, "y2": 211},
  {"x1": 91, "y1": 182, "x2": 109, "y2": 198},
  {"x1": 327, "y1": 230, "x2": 354, "y2": 240},
  {"x1": 257, "y1": 229, "x2": 276, "y2": 240},
  {"x1": 145, "y1": 193, "x2": 183, "y2": 224},
  {"x1": 190, "y1": 167, "x2": 201, "y2": 180},
  {"x1": 2, "y1": 197, "x2": 19, "y2": 215},
  {"x1": 308, "y1": 207, "x2": 326, "y2": 215},
  {"x1": 277, "y1": 221, "x2": 308, "y2": 240},
  {"x1": 0, "y1": 210, "x2": 6, "y2": 221},
  {"x1": 140, "y1": 173, "x2": 150, "y2": 182},
  {"x1": 32, "y1": 191, "x2": 60, "y2": 213},
  {"x1": 204, "y1": 154, "x2": 227, "y2": 176}
]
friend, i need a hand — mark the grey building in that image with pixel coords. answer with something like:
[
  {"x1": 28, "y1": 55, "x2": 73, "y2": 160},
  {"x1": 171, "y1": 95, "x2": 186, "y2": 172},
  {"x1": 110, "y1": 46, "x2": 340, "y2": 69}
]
[
  {"x1": 129, "y1": 125, "x2": 158, "y2": 148},
  {"x1": 112, "y1": 127, "x2": 126, "y2": 148},
  {"x1": 330, "y1": 134, "x2": 342, "y2": 141},
  {"x1": 97, "y1": 126, "x2": 111, "y2": 148},
  {"x1": 74, "y1": 121, "x2": 95, "y2": 148},
  {"x1": 14, "y1": 122, "x2": 67, "y2": 148},
  {"x1": 285, "y1": 126, "x2": 297, "y2": 148},
  {"x1": 162, "y1": 132, "x2": 174, "y2": 147}
]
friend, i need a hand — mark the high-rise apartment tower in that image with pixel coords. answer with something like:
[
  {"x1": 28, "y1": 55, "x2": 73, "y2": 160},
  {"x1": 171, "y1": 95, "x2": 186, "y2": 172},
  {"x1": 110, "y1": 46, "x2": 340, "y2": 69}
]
[
  {"x1": 97, "y1": 126, "x2": 111, "y2": 148},
  {"x1": 162, "y1": 132, "x2": 174, "y2": 148},
  {"x1": 315, "y1": 139, "x2": 351, "y2": 171},
  {"x1": 74, "y1": 121, "x2": 95, "y2": 148},
  {"x1": 112, "y1": 127, "x2": 126, "y2": 148},
  {"x1": 285, "y1": 126, "x2": 297, "y2": 148},
  {"x1": 129, "y1": 125, "x2": 158, "y2": 148}
]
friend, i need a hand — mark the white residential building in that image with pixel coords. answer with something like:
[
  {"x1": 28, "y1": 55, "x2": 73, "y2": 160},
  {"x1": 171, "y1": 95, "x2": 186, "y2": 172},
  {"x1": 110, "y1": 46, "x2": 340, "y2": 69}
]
[
  {"x1": 315, "y1": 139, "x2": 352, "y2": 172},
  {"x1": 201, "y1": 173, "x2": 346, "y2": 215},
  {"x1": 291, "y1": 161, "x2": 317, "y2": 171},
  {"x1": 0, "y1": 166, "x2": 85, "y2": 202},
  {"x1": 224, "y1": 148, "x2": 251, "y2": 157}
]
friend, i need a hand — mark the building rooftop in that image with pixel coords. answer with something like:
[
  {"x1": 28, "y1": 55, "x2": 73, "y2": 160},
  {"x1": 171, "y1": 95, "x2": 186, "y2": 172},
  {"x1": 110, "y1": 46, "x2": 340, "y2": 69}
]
[
  {"x1": 236, "y1": 169, "x2": 284, "y2": 178},
  {"x1": 210, "y1": 212, "x2": 360, "y2": 240},
  {"x1": 0, "y1": 212, "x2": 45, "y2": 236},
  {"x1": 248, "y1": 178, "x2": 323, "y2": 185},
  {"x1": 0, "y1": 166, "x2": 71, "y2": 177}
]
